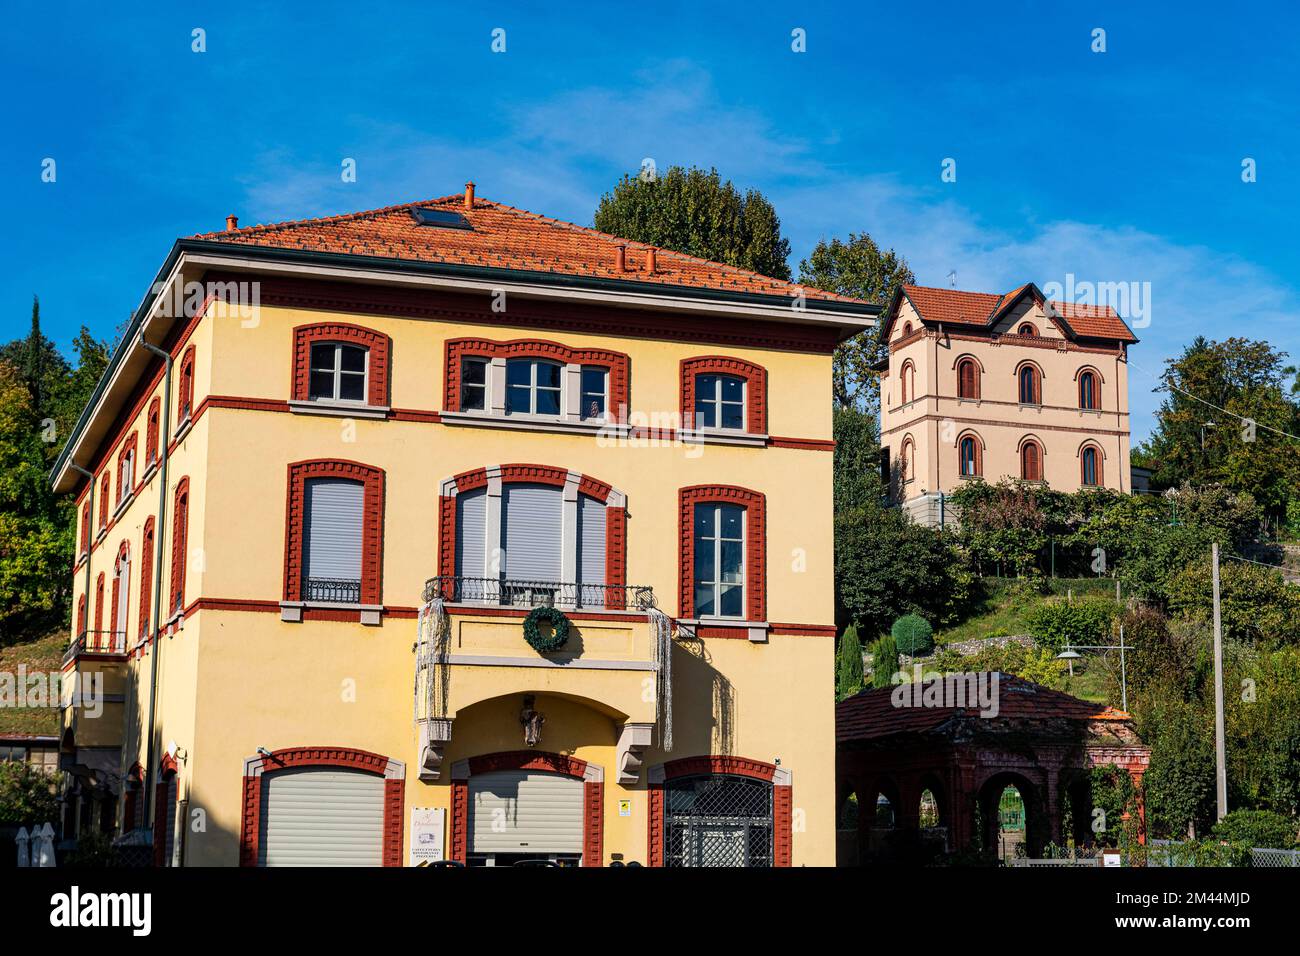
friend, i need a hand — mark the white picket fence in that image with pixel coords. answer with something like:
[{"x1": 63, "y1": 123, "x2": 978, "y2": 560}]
[{"x1": 15, "y1": 823, "x2": 57, "y2": 867}]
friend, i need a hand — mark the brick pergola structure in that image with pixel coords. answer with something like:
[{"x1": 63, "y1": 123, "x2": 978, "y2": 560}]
[{"x1": 835, "y1": 672, "x2": 1150, "y2": 862}]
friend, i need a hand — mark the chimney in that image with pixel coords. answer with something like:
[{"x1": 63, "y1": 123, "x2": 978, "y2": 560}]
[
  {"x1": 615, "y1": 244, "x2": 627, "y2": 272},
  {"x1": 646, "y1": 247, "x2": 657, "y2": 274},
  {"x1": 464, "y1": 181, "x2": 475, "y2": 209},
  {"x1": 225, "y1": 215, "x2": 239, "y2": 232}
]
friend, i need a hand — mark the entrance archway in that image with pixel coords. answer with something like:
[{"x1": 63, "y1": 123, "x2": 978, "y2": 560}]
[{"x1": 978, "y1": 772, "x2": 1043, "y2": 860}]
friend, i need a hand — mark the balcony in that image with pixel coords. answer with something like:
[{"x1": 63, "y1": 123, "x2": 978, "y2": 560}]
[
  {"x1": 414, "y1": 575, "x2": 672, "y2": 782},
  {"x1": 421, "y1": 574, "x2": 658, "y2": 612},
  {"x1": 303, "y1": 576, "x2": 362, "y2": 603},
  {"x1": 61, "y1": 629, "x2": 128, "y2": 667}
]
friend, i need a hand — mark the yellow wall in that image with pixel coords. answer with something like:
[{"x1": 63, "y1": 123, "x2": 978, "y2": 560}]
[{"x1": 68, "y1": 290, "x2": 841, "y2": 866}]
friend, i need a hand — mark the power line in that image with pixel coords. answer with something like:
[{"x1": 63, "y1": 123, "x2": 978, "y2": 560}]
[
  {"x1": 1128, "y1": 356, "x2": 1300, "y2": 444},
  {"x1": 1221, "y1": 551, "x2": 1298, "y2": 574}
]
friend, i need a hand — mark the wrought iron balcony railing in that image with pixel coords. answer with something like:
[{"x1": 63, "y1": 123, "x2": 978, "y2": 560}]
[
  {"x1": 422, "y1": 575, "x2": 658, "y2": 612},
  {"x1": 303, "y1": 576, "x2": 362, "y2": 604},
  {"x1": 62, "y1": 629, "x2": 128, "y2": 665}
]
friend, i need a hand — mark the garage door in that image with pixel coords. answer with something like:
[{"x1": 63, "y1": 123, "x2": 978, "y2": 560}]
[
  {"x1": 469, "y1": 770, "x2": 583, "y2": 855},
  {"x1": 258, "y1": 767, "x2": 385, "y2": 866}
]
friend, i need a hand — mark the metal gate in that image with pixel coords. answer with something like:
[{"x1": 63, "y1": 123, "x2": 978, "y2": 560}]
[{"x1": 665, "y1": 775, "x2": 773, "y2": 867}]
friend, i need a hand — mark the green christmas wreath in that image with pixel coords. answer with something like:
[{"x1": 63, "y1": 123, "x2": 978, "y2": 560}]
[{"x1": 523, "y1": 606, "x2": 571, "y2": 653}]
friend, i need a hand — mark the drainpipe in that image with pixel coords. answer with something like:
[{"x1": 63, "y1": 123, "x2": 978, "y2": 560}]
[{"x1": 137, "y1": 337, "x2": 173, "y2": 843}]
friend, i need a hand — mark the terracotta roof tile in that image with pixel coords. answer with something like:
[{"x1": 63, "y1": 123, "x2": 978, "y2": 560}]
[
  {"x1": 900, "y1": 283, "x2": 1137, "y2": 342},
  {"x1": 835, "y1": 672, "x2": 1131, "y2": 743},
  {"x1": 192, "y1": 193, "x2": 862, "y2": 305}
]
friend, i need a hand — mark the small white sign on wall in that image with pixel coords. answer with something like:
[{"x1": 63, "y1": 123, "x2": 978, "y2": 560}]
[{"x1": 409, "y1": 807, "x2": 446, "y2": 866}]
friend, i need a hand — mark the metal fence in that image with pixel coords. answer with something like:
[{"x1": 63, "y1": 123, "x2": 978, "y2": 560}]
[
  {"x1": 422, "y1": 575, "x2": 658, "y2": 612},
  {"x1": 1252, "y1": 847, "x2": 1300, "y2": 867},
  {"x1": 302, "y1": 576, "x2": 362, "y2": 603}
]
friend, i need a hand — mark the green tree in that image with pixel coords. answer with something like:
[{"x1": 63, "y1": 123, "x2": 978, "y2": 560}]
[
  {"x1": 1138, "y1": 694, "x2": 1217, "y2": 839},
  {"x1": 593, "y1": 166, "x2": 792, "y2": 280},
  {"x1": 1146, "y1": 336, "x2": 1300, "y2": 516},
  {"x1": 836, "y1": 624, "x2": 865, "y2": 700},
  {"x1": 798, "y1": 234, "x2": 914, "y2": 410},
  {"x1": 870, "y1": 635, "x2": 900, "y2": 688},
  {"x1": 1210, "y1": 809, "x2": 1298, "y2": 849},
  {"x1": 891, "y1": 613, "x2": 934, "y2": 656},
  {"x1": 1165, "y1": 559, "x2": 1300, "y2": 647},
  {"x1": 0, "y1": 761, "x2": 59, "y2": 825}
]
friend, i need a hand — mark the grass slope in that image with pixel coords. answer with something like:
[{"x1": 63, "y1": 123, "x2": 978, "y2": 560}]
[{"x1": 0, "y1": 629, "x2": 65, "y2": 735}]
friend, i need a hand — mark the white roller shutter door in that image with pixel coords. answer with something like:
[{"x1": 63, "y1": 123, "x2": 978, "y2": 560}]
[
  {"x1": 257, "y1": 768, "x2": 385, "y2": 867},
  {"x1": 469, "y1": 770, "x2": 583, "y2": 855},
  {"x1": 577, "y1": 493, "x2": 606, "y2": 606}
]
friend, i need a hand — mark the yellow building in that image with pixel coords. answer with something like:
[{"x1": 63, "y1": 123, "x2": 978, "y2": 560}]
[
  {"x1": 878, "y1": 283, "x2": 1138, "y2": 525},
  {"x1": 50, "y1": 185, "x2": 875, "y2": 867}
]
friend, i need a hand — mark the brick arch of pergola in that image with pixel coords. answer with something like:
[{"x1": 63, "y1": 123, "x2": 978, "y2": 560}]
[{"x1": 835, "y1": 673, "x2": 1151, "y2": 864}]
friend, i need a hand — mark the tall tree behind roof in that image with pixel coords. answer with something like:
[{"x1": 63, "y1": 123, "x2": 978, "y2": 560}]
[{"x1": 593, "y1": 166, "x2": 792, "y2": 280}]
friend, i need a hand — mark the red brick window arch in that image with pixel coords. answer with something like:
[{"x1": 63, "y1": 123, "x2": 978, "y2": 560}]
[
  {"x1": 958, "y1": 432, "x2": 984, "y2": 478},
  {"x1": 1018, "y1": 322, "x2": 1039, "y2": 336},
  {"x1": 436, "y1": 464, "x2": 627, "y2": 607},
  {"x1": 678, "y1": 485, "x2": 765, "y2": 621},
  {"x1": 76, "y1": 594, "x2": 87, "y2": 637},
  {"x1": 899, "y1": 359, "x2": 916, "y2": 405},
  {"x1": 1020, "y1": 439, "x2": 1043, "y2": 482},
  {"x1": 900, "y1": 436, "x2": 915, "y2": 484},
  {"x1": 80, "y1": 500, "x2": 90, "y2": 556},
  {"x1": 94, "y1": 573, "x2": 105, "y2": 639},
  {"x1": 169, "y1": 478, "x2": 190, "y2": 617},
  {"x1": 681, "y1": 356, "x2": 767, "y2": 434},
  {"x1": 292, "y1": 323, "x2": 392, "y2": 407},
  {"x1": 139, "y1": 516, "x2": 155, "y2": 641},
  {"x1": 98, "y1": 475, "x2": 110, "y2": 530},
  {"x1": 1080, "y1": 442, "x2": 1104, "y2": 487},
  {"x1": 444, "y1": 338, "x2": 630, "y2": 422},
  {"x1": 1077, "y1": 366, "x2": 1102, "y2": 410},
  {"x1": 956, "y1": 357, "x2": 981, "y2": 400},
  {"x1": 178, "y1": 346, "x2": 196, "y2": 424},
  {"x1": 146, "y1": 397, "x2": 161, "y2": 465},
  {"x1": 117, "y1": 432, "x2": 138, "y2": 506},
  {"x1": 283, "y1": 460, "x2": 385, "y2": 605},
  {"x1": 1016, "y1": 361, "x2": 1042, "y2": 405}
]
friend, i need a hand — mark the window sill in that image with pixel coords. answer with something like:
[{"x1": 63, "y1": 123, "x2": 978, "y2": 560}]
[
  {"x1": 139, "y1": 460, "x2": 159, "y2": 487},
  {"x1": 173, "y1": 415, "x2": 193, "y2": 442},
  {"x1": 95, "y1": 527, "x2": 108, "y2": 546},
  {"x1": 280, "y1": 600, "x2": 383, "y2": 625},
  {"x1": 441, "y1": 409, "x2": 628, "y2": 437},
  {"x1": 677, "y1": 428, "x2": 769, "y2": 448},
  {"x1": 676, "y1": 617, "x2": 769, "y2": 643},
  {"x1": 112, "y1": 490, "x2": 135, "y2": 521},
  {"x1": 288, "y1": 400, "x2": 391, "y2": 420}
]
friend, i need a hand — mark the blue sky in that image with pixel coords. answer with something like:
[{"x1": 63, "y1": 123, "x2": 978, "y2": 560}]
[{"x1": 2, "y1": 1, "x2": 1297, "y2": 439}]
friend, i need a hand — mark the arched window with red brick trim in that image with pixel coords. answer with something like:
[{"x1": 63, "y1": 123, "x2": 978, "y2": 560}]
[
  {"x1": 1080, "y1": 443, "x2": 1104, "y2": 487},
  {"x1": 957, "y1": 357, "x2": 980, "y2": 400},
  {"x1": 80, "y1": 500, "x2": 90, "y2": 556},
  {"x1": 293, "y1": 323, "x2": 392, "y2": 407},
  {"x1": 436, "y1": 465, "x2": 628, "y2": 608},
  {"x1": 177, "y1": 346, "x2": 195, "y2": 425},
  {"x1": 1017, "y1": 362, "x2": 1042, "y2": 405},
  {"x1": 681, "y1": 356, "x2": 767, "y2": 434},
  {"x1": 93, "y1": 573, "x2": 105, "y2": 643},
  {"x1": 117, "y1": 432, "x2": 137, "y2": 507},
  {"x1": 146, "y1": 397, "x2": 161, "y2": 465},
  {"x1": 139, "y1": 516, "x2": 155, "y2": 641},
  {"x1": 111, "y1": 541, "x2": 131, "y2": 649},
  {"x1": 169, "y1": 478, "x2": 190, "y2": 617},
  {"x1": 284, "y1": 460, "x2": 385, "y2": 607},
  {"x1": 98, "y1": 475, "x2": 110, "y2": 530},
  {"x1": 1021, "y1": 439, "x2": 1043, "y2": 482},
  {"x1": 76, "y1": 594, "x2": 87, "y2": 638},
  {"x1": 958, "y1": 432, "x2": 983, "y2": 478},
  {"x1": 899, "y1": 359, "x2": 916, "y2": 405},
  {"x1": 678, "y1": 486, "x2": 765, "y2": 622},
  {"x1": 1077, "y1": 367, "x2": 1101, "y2": 410}
]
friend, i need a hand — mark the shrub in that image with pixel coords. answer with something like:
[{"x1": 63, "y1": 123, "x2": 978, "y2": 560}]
[
  {"x1": 871, "y1": 635, "x2": 900, "y2": 688},
  {"x1": 0, "y1": 762, "x2": 59, "y2": 826},
  {"x1": 1024, "y1": 597, "x2": 1115, "y2": 652},
  {"x1": 1210, "y1": 809, "x2": 1299, "y2": 849},
  {"x1": 891, "y1": 613, "x2": 934, "y2": 656},
  {"x1": 836, "y1": 624, "x2": 865, "y2": 700}
]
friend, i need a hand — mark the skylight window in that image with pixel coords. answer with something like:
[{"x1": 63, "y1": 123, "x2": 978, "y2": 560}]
[{"x1": 410, "y1": 207, "x2": 471, "y2": 229}]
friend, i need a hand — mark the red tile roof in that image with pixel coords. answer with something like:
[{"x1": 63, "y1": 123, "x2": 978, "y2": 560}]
[
  {"x1": 191, "y1": 192, "x2": 863, "y2": 306},
  {"x1": 899, "y1": 283, "x2": 1137, "y2": 342},
  {"x1": 836, "y1": 672, "x2": 1131, "y2": 743}
]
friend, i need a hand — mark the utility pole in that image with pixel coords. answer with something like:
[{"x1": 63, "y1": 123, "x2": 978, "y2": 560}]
[{"x1": 1211, "y1": 543, "x2": 1227, "y2": 821}]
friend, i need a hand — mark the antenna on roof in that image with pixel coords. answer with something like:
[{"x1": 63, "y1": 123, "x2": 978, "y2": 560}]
[{"x1": 946, "y1": 270, "x2": 957, "y2": 288}]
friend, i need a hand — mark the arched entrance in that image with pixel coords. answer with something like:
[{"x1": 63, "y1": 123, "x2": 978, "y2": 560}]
[{"x1": 978, "y1": 772, "x2": 1043, "y2": 860}]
